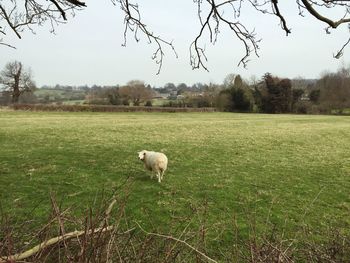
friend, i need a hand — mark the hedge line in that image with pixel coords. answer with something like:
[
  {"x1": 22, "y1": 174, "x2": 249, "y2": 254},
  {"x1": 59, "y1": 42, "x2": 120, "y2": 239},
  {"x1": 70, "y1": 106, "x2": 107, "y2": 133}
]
[{"x1": 11, "y1": 104, "x2": 216, "y2": 113}]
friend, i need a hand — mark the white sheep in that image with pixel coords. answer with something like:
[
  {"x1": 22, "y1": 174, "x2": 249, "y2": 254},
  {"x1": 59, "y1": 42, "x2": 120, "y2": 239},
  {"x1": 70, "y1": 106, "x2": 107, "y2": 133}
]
[{"x1": 138, "y1": 150, "x2": 168, "y2": 183}]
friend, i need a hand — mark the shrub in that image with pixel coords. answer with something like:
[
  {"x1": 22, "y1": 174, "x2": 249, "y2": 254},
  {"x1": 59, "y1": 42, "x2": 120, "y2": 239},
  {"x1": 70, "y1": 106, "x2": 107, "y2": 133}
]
[
  {"x1": 162, "y1": 100, "x2": 186, "y2": 108},
  {"x1": 11, "y1": 104, "x2": 216, "y2": 113},
  {"x1": 145, "y1": 100, "x2": 152, "y2": 107},
  {"x1": 122, "y1": 99, "x2": 129, "y2": 106},
  {"x1": 294, "y1": 101, "x2": 311, "y2": 114}
]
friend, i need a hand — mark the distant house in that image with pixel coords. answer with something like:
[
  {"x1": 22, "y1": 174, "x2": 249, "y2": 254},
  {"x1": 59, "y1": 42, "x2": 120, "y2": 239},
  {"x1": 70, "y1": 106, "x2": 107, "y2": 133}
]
[
  {"x1": 167, "y1": 90, "x2": 178, "y2": 100},
  {"x1": 300, "y1": 94, "x2": 310, "y2": 101},
  {"x1": 184, "y1": 91, "x2": 204, "y2": 98},
  {"x1": 153, "y1": 91, "x2": 170, "y2": 99}
]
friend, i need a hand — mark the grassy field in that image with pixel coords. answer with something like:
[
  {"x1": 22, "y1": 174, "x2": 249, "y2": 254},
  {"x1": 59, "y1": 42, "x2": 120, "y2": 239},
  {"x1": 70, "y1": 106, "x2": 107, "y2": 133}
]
[
  {"x1": 61, "y1": 100, "x2": 85, "y2": 105},
  {"x1": 0, "y1": 110, "x2": 349, "y2": 258}
]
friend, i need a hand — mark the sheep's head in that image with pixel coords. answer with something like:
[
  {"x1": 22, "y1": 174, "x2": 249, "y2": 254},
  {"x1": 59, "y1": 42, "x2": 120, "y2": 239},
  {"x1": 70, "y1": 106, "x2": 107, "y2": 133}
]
[{"x1": 138, "y1": 150, "x2": 146, "y2": 161}]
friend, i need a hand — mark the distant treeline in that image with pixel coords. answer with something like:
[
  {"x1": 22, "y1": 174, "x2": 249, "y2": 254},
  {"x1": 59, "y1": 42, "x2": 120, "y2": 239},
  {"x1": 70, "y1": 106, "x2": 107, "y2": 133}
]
[
  {"x1": 1, "y1": 68, "x2": 350, "y2": 115},
  {"x1": 216, "y1": 71, "x2": 350, "y2": 115}
]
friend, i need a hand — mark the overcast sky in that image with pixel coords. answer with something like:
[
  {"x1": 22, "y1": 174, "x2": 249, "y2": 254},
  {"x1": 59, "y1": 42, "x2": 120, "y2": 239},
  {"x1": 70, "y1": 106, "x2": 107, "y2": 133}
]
[{"x1": 0, "y1": 0, "x2": 349, "y2": 87}]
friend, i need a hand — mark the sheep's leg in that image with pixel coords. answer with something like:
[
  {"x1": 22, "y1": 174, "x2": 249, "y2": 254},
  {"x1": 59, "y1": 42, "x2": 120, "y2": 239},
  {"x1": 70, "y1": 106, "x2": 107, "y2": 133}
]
[
  {"x1": 160, "y1": 170, "x2": 164, "y2": 181},
  {"x1": 157, "y1": 172, "x2": 161, "y2": 183},
  {"x1": 146, "y1": 164, "x2": 153, "y2": 179}
]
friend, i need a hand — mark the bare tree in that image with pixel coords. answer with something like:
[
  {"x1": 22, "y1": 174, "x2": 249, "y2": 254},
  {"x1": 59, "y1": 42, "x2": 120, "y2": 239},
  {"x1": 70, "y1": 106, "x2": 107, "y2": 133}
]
[
  {"x1": 119, "y1": 80, "x2": 154, "y2": 106},
  {"x1": 223, "y1": 73, "x2": 236, "y2": 88},
  {"x1": 0, "y1": 61, "x2": 36, "y2": 103},
  {"x1": 1, "y1": 0, "x2": 350, "y2": 73}
]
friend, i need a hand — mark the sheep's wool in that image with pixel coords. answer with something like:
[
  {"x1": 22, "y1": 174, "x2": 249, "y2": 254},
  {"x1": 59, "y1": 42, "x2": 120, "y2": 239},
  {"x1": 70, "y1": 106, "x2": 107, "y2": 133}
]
[{"x1": 138, "y1": 150, "x2": 168, "y2": 183}]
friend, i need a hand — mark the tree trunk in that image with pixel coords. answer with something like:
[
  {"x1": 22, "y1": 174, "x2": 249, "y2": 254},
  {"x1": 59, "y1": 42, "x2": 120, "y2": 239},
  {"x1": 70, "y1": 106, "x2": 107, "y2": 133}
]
[
  {"x1": 12, "y1": 87, "x2": 20, "y2": 103},
  {"x1": 11, "y1": 63, "x2": 22, "y2": 104}
]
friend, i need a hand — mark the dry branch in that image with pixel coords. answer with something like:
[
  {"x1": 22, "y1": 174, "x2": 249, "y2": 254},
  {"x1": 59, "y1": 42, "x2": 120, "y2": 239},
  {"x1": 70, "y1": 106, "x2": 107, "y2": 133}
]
[
  {"x1": 0, "y1": 226, "x2": 114, "y2": 263},
  {"x1": 0, "y1": 185, "x2": 126, "y2": 262},
  {"x1": 135, "y1": 221, "x2": 218, "y2": 263},
  {"x1": 113, "y1": 0, "x2": 178, "y2": 74}
]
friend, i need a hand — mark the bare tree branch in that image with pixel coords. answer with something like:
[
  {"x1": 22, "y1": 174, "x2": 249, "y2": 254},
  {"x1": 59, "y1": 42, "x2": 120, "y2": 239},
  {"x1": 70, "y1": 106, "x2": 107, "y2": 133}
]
[
  {"x1": 300, "y1": 0, "x2": 350, "y2": 28},
  {"x1": 0, "y1": 4, "x2": 22, "y2": 39},
  {"x1": 191, "y1": 0, "x2": 261, "y2": 71},
  {"x1": 297, "y1": 0, "x2": 350, "y2": 59},
  {"x1": 0, "y1": 0, "x2": 350, "y2": 73},
  {"x1": 0, "y1": 41, "x2": 16, "y2": 48},
  {"x1": 66, "y1": 0, "x2": 86, "y2": 7},
  {"x1": 48, "y1": 0, "x2": 68, "y2": 20},
  {"x1": 0, "y1": 226, "x2": 116, "y2": 262},
  {"x1": 113, "y1": 0, "x2": 178, "y2": 74},
  {"x1": 0, "y1": 0, "x2": 86, "y2": 42},
  {"x1": 334, "y1": 35, "x2": 350, "y2": 58},
  {"x1": 0, "y1": 186, "x2": 130, "y2": 263},
  {"x1": 135, "y1": 221, "x2": 218, "y2": 263},
  {"x1": 271, "y1": 0, "x2": 292, "y2": 35}
]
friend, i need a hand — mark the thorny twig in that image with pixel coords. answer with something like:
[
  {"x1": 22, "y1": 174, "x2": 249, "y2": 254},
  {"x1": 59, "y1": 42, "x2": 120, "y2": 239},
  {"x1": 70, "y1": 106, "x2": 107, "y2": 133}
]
[{"x1": 134, "y1": 221, "x2": 218, "y2": 263}]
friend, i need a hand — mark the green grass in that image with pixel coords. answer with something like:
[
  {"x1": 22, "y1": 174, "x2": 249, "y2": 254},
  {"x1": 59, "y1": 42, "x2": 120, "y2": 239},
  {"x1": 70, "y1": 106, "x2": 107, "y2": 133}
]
[
  {"x1": 0, "y1": 110, "x2": 349, "y2": 255},
  {"x1": 61, "y1": 100, "x2": 85, "y2": 105},
  {"x1": 331, "y1": 108, "x2": 350, "y2": 115},
  {"x1": 34, "y1": 88, "x2": 86, "y2": 103},
  {"x1": 34, "y1": 88, "x2": 67, "y2": 97},
  {"x1": 151, "y1": 98, "x2": 168, "y2": 106}
]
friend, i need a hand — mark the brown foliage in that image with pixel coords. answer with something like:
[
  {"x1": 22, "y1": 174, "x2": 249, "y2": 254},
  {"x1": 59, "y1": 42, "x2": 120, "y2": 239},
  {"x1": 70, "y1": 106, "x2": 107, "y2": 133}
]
[{"x1": 119, "y1": 81, "x2": 154, "y2": 106}]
